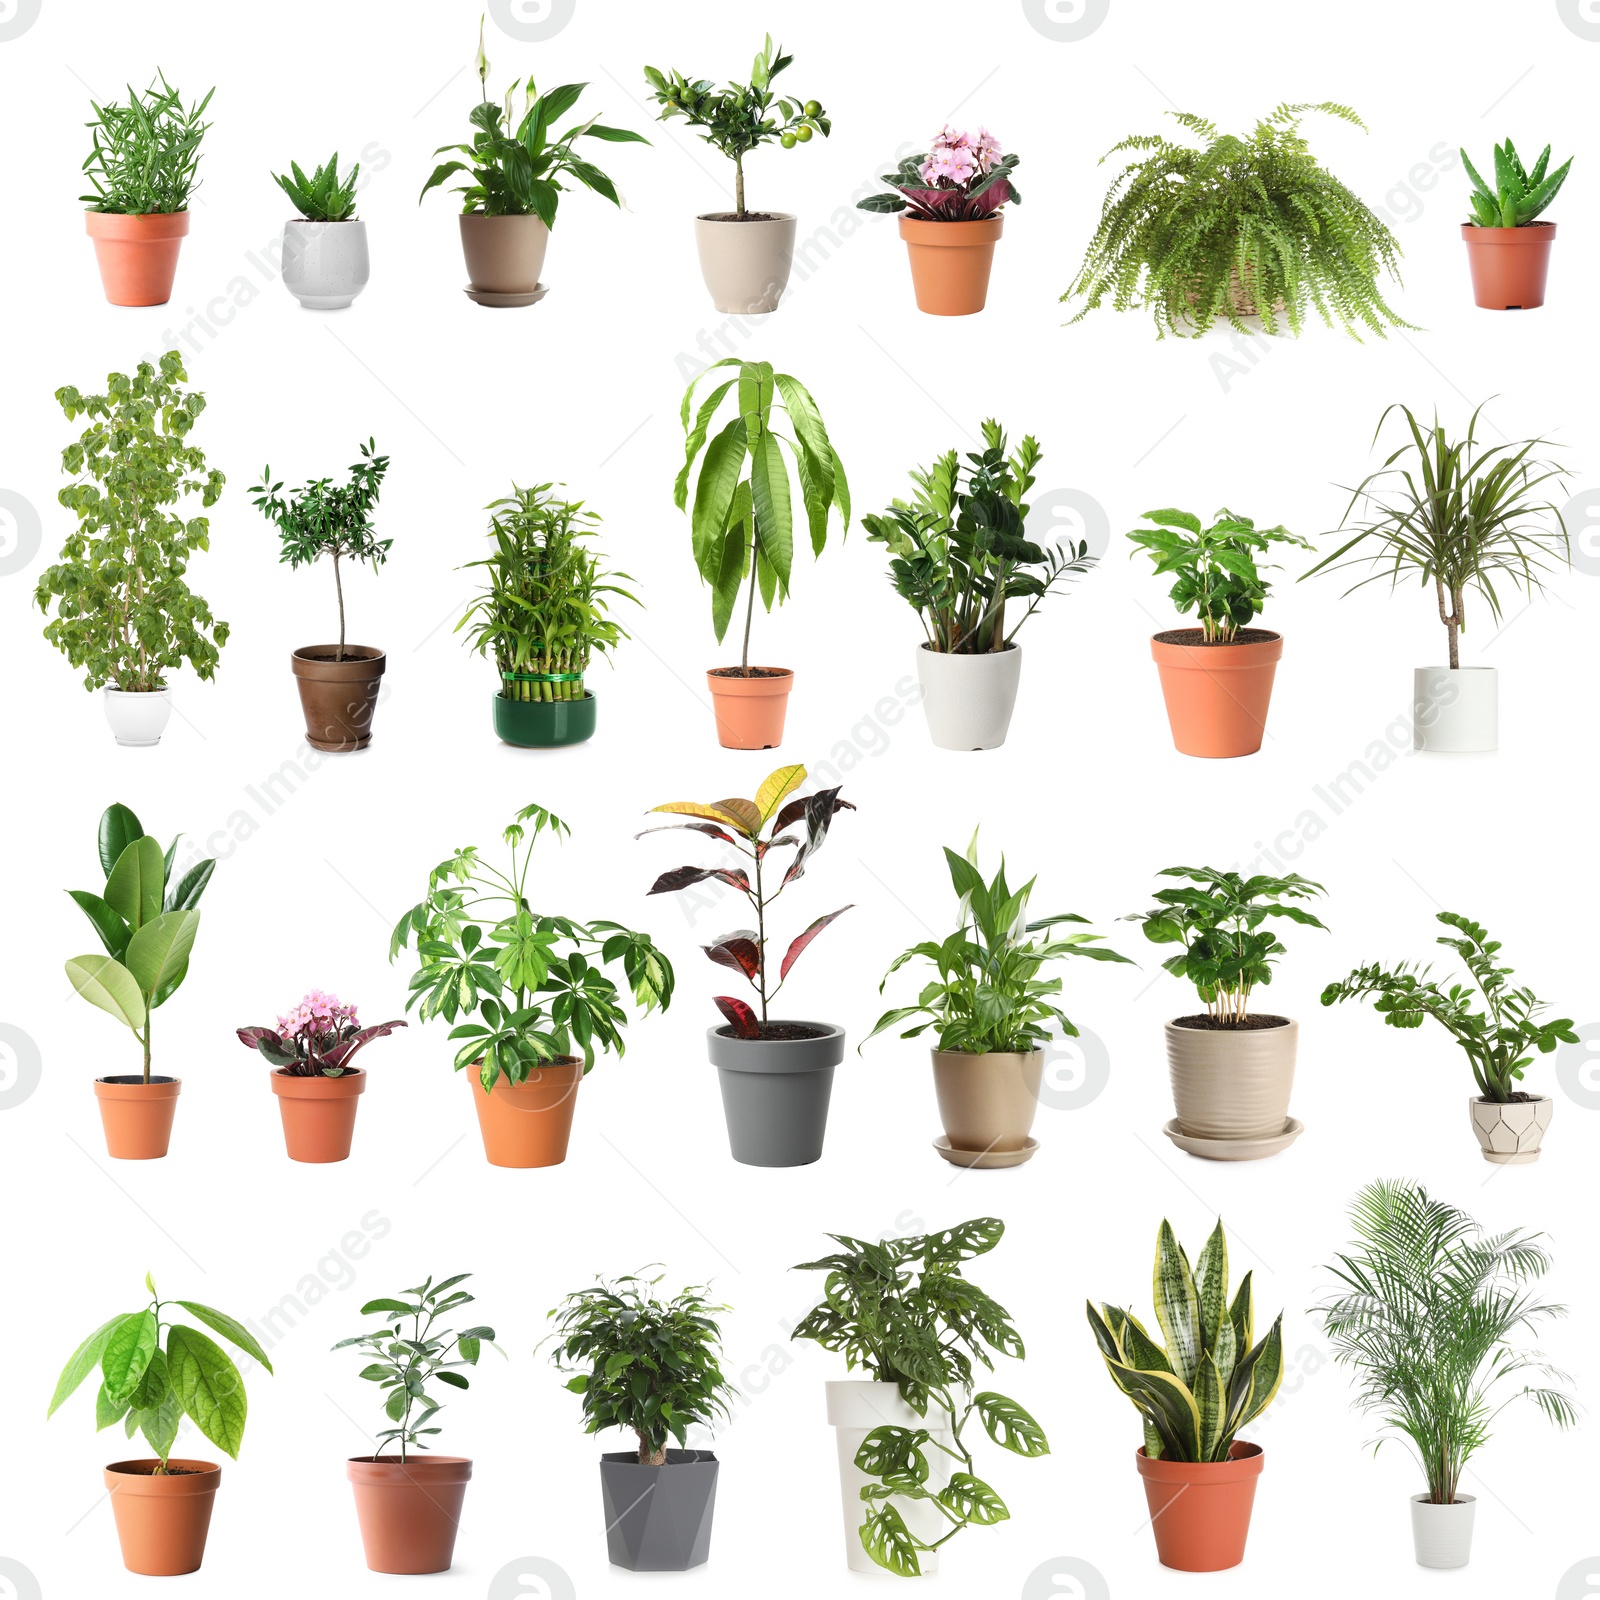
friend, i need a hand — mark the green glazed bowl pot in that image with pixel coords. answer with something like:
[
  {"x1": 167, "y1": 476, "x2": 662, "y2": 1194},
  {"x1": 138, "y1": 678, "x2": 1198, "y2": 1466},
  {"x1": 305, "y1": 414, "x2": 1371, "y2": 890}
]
[{"x1": 492, "y1": 691, "x2": 597, "y2": 748}]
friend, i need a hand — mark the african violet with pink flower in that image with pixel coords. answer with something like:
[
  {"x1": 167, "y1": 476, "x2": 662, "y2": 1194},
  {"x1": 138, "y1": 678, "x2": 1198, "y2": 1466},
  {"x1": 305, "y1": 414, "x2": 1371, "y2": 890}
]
[
  {"x1": 859, "y1": 126, "x2": 1021, "y2": 221},
  {"x1": 238, "y1": 990, "x2": 406, "y2": 1077}
]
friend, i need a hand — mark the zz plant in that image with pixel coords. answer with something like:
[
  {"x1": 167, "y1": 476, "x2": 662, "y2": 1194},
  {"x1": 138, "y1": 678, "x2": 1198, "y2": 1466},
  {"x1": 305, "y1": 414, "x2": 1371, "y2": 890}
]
[
  {"x1": 1088, "y1": 1219, "x2": 1284, "y2": 1464},
  {"x1": 50, "y1": 1274, "x2": 272, "y2": 1467},
  {"x1": 81, "y1": 72, "x2": 213, "y2": 214},
  {"x1": 273, "y1": 153, "x2": 359, "y2": 221},
  {"x1": 546, "y1": 1274, "x2": 736, "y2": 1464},
  {"x1": 792, "y1": 1218, "x2": 1048, "y2": 1577},
  {"x1": 1462, "y1": 138, "x2": 1571, "y2": 228}
]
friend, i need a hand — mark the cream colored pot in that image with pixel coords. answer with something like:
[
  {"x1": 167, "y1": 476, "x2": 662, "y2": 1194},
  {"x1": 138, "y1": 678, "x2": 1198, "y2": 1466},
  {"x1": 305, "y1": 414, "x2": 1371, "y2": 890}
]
[
  {"x1": 1165, "y1": 1017, "x2": 1297, "y2": 1141},
  {"x1": 1468, "y1": 1094, "x2": 1551, "y2": 1163},
  {"x1": 931, "y1": 1049, "x2": 1042, "y2": 1153}
]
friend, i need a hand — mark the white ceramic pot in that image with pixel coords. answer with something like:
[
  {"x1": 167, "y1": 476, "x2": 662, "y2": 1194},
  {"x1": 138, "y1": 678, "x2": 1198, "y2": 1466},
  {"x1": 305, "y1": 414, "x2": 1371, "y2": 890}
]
[
  {"x1": 281, "y1": 219, "x2": 369, "y2": 309},
  {"x1": 825, "y1": 1380, "x2": 950, "y2": 1575},
  {"x1": 1413, "y1": 666, "x2": 1496, "y2": 752},
  {"x1": 693, "y1": 213, "x2": 796, "y2": 313},
  {"x1": 915, "y1": 643, "x2": 1022, "y2": 750},
  {"x1": 103, "y1": 687, "x2": 172, "y2": 747},
  {"x1": 1469, "y1": 1094, "x2": 1552, "y2": 1163},
  {"x1": 1410, "y1": 1493, "x2": 1475, "y2": 1568}
]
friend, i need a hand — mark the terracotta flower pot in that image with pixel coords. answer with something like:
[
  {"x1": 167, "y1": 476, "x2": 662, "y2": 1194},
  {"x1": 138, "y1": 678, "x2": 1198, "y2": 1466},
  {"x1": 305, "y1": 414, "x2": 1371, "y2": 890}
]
[
  {"x1": 1150, "y1": 630, "x2": 1282, "y2": 758},
  {"x1": 1469, "y1": 1094, "x2": 1552, "y2": 1164},
  {"x1": 94, "y1": 1076, "x2": 180, "y2": 1160},
  {"x1": 270, "y1": 1067, "x2": 365, "y2": 1163},
  {"x1": 86, "y1": 210, "x2": 190, "y2": 306},
  {"x1": 898, "y1": 215, "x2": 1003, "y2": 315},
  {"x1": 347, "y1": 1455, "x2": 472, "y2": 1574},
  {"x1": 1461, "y1": 222, "x2": 1555, "y2": 310},
  {"x1": 459, "y1": 213, "x2": 549, "y2": 301},
  {"x1": 466, "y1": 1056, "x2": 582, "y2": 1167},
  {"x1": 707, "y1": 667, "x2": 793, "y2": 750},
  {"x1": 1165, "y1": 1016, "x2": 1297, "y2": 1146},
  {"x1": 104, "y1": 1458, "x2": 220, "y2": 1576},
  {"x1": 1136, "y1": 1442, "x2": 1263, "y2": 1572},
  {"x1": 291, "y1": 646, "x2": 385, "y2": 752},
  {"x1": 930, "y1": 1048, "x2": 1042, "y2": 1163},
  {"x1": 694, "y1": 213, "x2": 796, "y2": 313}
]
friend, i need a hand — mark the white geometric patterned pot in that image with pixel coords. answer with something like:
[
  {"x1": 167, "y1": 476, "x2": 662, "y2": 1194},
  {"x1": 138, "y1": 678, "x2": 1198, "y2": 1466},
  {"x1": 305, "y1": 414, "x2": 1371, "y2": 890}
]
[{"x1": 1468, "y1": 1095, "x2": 1552, "y2": 1164}]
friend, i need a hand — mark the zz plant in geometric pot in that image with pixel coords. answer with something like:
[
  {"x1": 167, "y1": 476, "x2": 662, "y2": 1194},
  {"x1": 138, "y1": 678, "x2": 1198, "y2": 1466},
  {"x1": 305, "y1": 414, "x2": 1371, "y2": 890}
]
[
  {"x1": 676, "y1": 358, "x2": 850, "y2": 747},
  {"x1": 1087, "y1": 1219, "x2": 1284, "y2": 1573},
  {"x1": 49, "y1": 1273, "x2": 273, "y2": 1576},
  {"x1": 250, "y1": 439, "x2": 392, "y2": 752},
  {"x1": 1128, "y1": 506, "x2": 1311, "y2": 758},
  {"x1": 333, "y1": 1274, "x2": 493, "y2": 1574},
  {"x1": 1302, "y1": 402, "x2": 1569, "y2": 753},
  {"x1": 390, "y1": 802, "x2": 674, "y2": 1167},
  {"x1": 641, "y1": 766, "x2": 852, "y2": 1166},
  {"x1": 865, "y1": 833, "x2": 1129, "y2": 1167},
  {"x1": 274, "y1": 152, "x2": 369, "y2": 310},
  {"x1": 546, "y1": 1273, "x2": 736, "y2": 1572},
  {"x1": 1321, "y1": 911, "x2": 1576, "y2": 1164},
  {"x1": 1459, "y1": 138, "x2": 1571, "y2": 309},
  {"x1": 66, "y1": 802, "x2": 215, "y2": 1160},
  {"x1": 81, "y1": 71, "x2": 212, "y2": 305},
  {"x1": 1313, "y1": 1180, "x2": 1577, "y2": 1570},
  {"x1": 1124, "y1": 866, "x2": 1327, "y2": 1161},
  {"x1": 863, "y1": 421, "x2": 1095, "y2": 750},
  {"x1": 36, "y1": 352, "x2": 228, "y2": 747},
  {"x1": 644, "y1": 37, "x2": 829, "y2": 313},
  {"x1": 237, "y1": 991, "x2": 406, "y2": 1163},
  {"x1": 858, "y1": 125, "x2": 1020, "y2": 315},
  {"x1": 455, "y1": 482, "x2": 638, "y2": 748},
  {"x1": 792, "y1": 1218, "x2": 1049, "y2": 1577}
]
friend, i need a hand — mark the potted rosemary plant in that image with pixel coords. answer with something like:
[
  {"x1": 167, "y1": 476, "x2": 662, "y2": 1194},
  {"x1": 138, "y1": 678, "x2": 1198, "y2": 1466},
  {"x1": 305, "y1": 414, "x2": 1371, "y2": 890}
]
[
  {"x1": 274, "y1": 152, "x2": 368, "y2": 309},
  {"x1": 1459, "y1": 138, "x2": 1571, "y2": 309}
]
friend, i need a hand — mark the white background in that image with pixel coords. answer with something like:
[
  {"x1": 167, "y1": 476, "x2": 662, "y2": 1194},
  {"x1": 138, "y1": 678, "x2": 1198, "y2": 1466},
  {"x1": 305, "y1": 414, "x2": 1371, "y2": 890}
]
[{"x1": 3, "y1": 1, "x2": 1599, "y2": 1597}]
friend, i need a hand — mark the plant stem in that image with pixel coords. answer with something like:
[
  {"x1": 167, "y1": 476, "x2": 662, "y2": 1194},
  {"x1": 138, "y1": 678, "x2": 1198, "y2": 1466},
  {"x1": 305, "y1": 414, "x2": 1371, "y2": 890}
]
[
  {"x1": 735, "y1": 153, "x2": 745, "y2": 217},
  {"x1": 739, "y1": 516, "x2": 758, "y2": 675},
  {"x1": 754, "y1": 848, "x2": 768, "y2": 1026},
  {"x1": 142, "y1": 1019, "x2": 151, "y2": 1085},
  {"x1": 333, "y1": 549, "x2": 346, "y2": 661}
]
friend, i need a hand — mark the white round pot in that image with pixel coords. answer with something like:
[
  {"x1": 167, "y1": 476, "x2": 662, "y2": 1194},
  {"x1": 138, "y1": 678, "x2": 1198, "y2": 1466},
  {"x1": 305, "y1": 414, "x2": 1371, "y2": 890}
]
[
  {"x1": 103, "y1": 687, "x2": 172, "y2": 747},
  {"x1": 1469, "y1": 1094, "x2": 1552, "y2": 1163},
  {"x1": 281, "y1": 219, "x2": 369, "y2": 309},
  {"x1": 1410, "y1": 1493, "x2": 1475, "y2": 1568},
  {"x1": 693, "y1": 213, "x2": 796, "y2": 313},
  {"x1": 915, "y1": 643, "x2": 1022, "y2": 750},
  {"x1": 825, "y1": 1380, "x2": 950, "y2": 1575},
  {"x1": 1413, "y1": 666, "x2": 1496, "y2": 752}
]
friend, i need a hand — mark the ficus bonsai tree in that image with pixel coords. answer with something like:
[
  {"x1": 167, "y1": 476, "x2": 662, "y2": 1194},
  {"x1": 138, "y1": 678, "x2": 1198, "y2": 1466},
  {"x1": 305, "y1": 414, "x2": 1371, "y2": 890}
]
[
  {"x1": 676, "y1": 358, "x2": 849, "y2": 673},
  {"x1": 333, "y1": 1274, "x2": 493, "y2": 1462},
  {"x1": 792, "y1": 1218, "x2": 1049, "y2": 1577},
  {"x1": 390, "y1": 802, "x2": 674, "y2": 1091},
  {"x1": 643, "y1": 36, "x2": 829, "y2": 218},
  {"x1": 640, "y1": 765, "x2": 853, "y2": 1039},
  {"x1": 50, "y1": 1273, "x2": 272, "y2": 1468},
  {"x1": 545, "y1": 1273, "x2": 736, "y2": 1465},
  {"x1": 237, "y1": 990, "x2": 406, "y2": 1077},
  {"x1": 65, "y1": 803, "x2": 215, "y2": 1084},
  {"x1": 250, "y1": 439, "x2": 391, "y2": 661},
  {"x1": 36, "y1": 352, "x2": 228, "y2": 694}
]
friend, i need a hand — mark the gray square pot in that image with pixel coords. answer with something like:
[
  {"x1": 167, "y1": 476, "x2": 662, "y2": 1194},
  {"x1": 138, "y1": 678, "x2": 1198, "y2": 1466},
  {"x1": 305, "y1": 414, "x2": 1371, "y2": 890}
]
[
  {"x1": 706, "y1": 1022, "x2": 845, "y2": 1166},
  {"x1": 598, "y1": 1450, "x2": 719, "y2": 1571}
]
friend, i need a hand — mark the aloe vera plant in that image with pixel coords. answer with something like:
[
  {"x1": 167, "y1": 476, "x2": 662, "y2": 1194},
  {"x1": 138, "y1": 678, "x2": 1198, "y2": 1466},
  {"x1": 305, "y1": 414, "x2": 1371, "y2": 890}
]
[
  {"x1": 1087, "y1": 1219, "x2": 1284, "y2": 1463},
  {"x1": 1461, "y1": 139, "x2": 1571, "y2": 228}
]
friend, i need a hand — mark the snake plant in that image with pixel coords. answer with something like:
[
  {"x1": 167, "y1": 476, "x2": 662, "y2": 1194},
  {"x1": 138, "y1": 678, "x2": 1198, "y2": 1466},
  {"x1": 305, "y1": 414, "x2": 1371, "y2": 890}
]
[
  {"x1": 1087, "y1": 1219, "x2": 1284, "y2": 1463},
  {"x1": 1461, "y1": 139, "x2": 1571, "y2": 228}
]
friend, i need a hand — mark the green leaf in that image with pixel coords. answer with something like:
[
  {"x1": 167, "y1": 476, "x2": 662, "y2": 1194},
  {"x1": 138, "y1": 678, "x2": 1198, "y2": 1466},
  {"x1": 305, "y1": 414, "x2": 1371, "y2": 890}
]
[
  {"x1": 105, "y1": 836, "x2": 164, "y2": 932},
  {"x1": 129, "y1": 1347, "x2": 171, "y2": 1411},
  {"x1": 175, "y1": 1302, "x2": 274, "y2": 1373},
  {"x1": 124, "y1": 909, "x2": 199, "y2": 1002},
  {"x1": 67, "y1": 890, "x2": 132, "y2": 959},
  {"x1": 749, "y1": 426, "x2": 794, "y2": 590},
  {"x1": 168, "y1": 1325, "x2": 248, "y2": 1459},
  {"x1": 971, "y1": 1391, "x2": 1049, "y2": 1457},
  {"x1": 164, "y1": 859, "x2": 215, "y2": 913},
  {"x1": 50, "y1": 1315, "x2": 128, "y2": 1415},
  {"x1": 98, "y1": 804, "x2": 144, "y2": 876},
  {"x1": 939, "y1": 1471, "x2": 1009, "y2": 1526},
  {"x1": 1153, "y1": 1220, "x2": 1202, "y2": 1387},
  {"x1": 860, "y1": 1503, "x2": 921, "y2": 1577},
  {"x1": 95, "y1": 1382, "x2": 131, "y2": 1431},
  {"x1": 691, "y1": 418, "x2": 748, "y2": 581},
  {"x1": 65, "y1": 955, "x2": 147, "y2": 1031},
  {"x1": 139, "y1": 1392, "x2": 183, "y2": 1460},
  {"x1": 101, "y1": 1309, "x2": 158, "y2": 1404}
]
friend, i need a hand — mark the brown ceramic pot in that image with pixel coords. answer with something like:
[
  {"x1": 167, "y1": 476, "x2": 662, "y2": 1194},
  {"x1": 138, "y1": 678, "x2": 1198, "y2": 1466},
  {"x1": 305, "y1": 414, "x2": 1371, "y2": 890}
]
[
  {"x1": 348, "y1": 1455, "x2": 472, "y2": 1574},
  {"x1": 930, "y1": 1049, "x2": 1042, "y2": 1155},
  {"x1": 459, "y1": 214, "x2": 549, "y2": 295},
  {"x1": 86, "y1": 210, "x2": 190, "y2": 306},
  {"x1": 707, "y1": 668, "x2": 793, "y2": 749},
  {"x1": 94, "y1": 1076, "x2": 180, "y2": 1160},
  {"x1": 1150, "y1": 631, "x2": 1281, "y2": 758},
  {"x1": 899, "y1": 216, "x2": 1003, "y2": 315},
  {"x1": 1461, "y1": 222, "x2": 1555, "y2": 309},
  {"x1": 291, "y1": 646, "x2": 385, "y2": 752},
  {"x1": 105, "y1": 1458, "x2": 221, "y2": 1576},
  {"x1": 270, "y1": 1067, "x2": 365, "y2": 1162},
  {"x1": 1165, "y1": 1017, "x2": 1297, "y2": 1142},
  {"x1": 467, "y1": 1056, "x2": 583, "y2": 1167}
]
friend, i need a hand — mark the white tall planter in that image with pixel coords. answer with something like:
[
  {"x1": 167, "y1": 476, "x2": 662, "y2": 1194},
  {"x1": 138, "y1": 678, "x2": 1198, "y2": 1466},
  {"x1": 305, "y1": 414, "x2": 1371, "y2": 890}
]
[
  {"x1": 1413, "y1": 666, "x2": 1496, "y2": 752},
  {"x1": 1410, "y1": 1493, "x2": 1475, "y2": 1568},
  {"x1": 103, "y1": 687, "x2": 172, "y2": 747},
  {"x1": 825, "y1": 1381, "x2": 951, "y2": 1575},
  {"x1": 281, "y1": 219, "x2": 370, "y2": 309},
  {"x1": 916, "y1": 643, "x2": 1022, "y2": 750}
]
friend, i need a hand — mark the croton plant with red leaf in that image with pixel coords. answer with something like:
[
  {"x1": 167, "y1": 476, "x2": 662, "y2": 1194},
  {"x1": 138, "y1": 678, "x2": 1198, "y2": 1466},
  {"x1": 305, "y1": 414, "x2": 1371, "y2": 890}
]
[
  {"x1": 641, "y1": 765, "x2": 853, "y2": 1039},
  {"x1": 238, "y1": 990, "x2": 407, "y2": 1078}
]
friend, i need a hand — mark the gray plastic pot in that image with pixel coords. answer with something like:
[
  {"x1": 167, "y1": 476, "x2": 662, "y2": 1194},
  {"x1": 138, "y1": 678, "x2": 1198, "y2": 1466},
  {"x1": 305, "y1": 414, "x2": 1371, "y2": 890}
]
[
  {"x1": 706, "y1": 1021, "x2": 844, "y2": 1166},
  {"x1": 599, "y1": 1450, "x2": 718, "y2": 1571}
]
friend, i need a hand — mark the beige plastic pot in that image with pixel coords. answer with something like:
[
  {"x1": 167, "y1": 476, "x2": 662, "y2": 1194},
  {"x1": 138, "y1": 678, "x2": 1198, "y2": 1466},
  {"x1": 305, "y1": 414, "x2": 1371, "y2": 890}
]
[
  {"x1": 931, "y1": 1049, "x2": 1042, "y2": 1156},
  {"x1": 459, "y1": 214, "x2": 549, "y2": 296},
  {"x1": 693, "y1": 213, "x2": 796, "y2": 312},
  {"x1": 1165, "y1": 1017, "x2": 1297, "y2": 1142}
]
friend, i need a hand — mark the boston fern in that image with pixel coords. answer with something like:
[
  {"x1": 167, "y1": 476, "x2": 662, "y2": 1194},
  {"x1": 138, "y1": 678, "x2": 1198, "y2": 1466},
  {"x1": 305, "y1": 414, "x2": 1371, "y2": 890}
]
[
  {"x1": 1064, "y1": 103, "x2": 1409, "y2": 340},
  {"x1": 793, "y1": 1219, "x2": 1048, "y2": 1577}
]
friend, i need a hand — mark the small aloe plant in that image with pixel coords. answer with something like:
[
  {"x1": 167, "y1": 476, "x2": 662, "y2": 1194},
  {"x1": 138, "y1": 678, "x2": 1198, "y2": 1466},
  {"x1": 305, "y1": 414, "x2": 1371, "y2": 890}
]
[
  {"x1": 1461, "y1": 139, "x2": 1571, "y2": 228},
  {"x1": 273, "y1": 153, "x2": 360, "y2": 222},
  {"x1": 1087, "y1": 1219, "x2": 1284, "y2": 1462}
]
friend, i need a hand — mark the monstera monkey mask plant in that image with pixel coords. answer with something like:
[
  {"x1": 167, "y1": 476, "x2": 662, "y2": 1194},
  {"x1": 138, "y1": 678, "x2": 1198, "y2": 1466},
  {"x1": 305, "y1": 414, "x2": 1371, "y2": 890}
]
[
  {"x1": 66, "y1": 802, "x2": 215, "y2": 1160},
  {"x1": 1459, "y1": 137, "x2": 1571, "y2": 309},
  {"x1": 1088, "y1": 1219, "x2": 1284, "y2": 1573},
  {"x1": 49, "y1": 1274, "x2": 273, "y2": 1576},
  {"x1": 676, "y1": 358, "x2": 850, "y2": 748},
  {"x1": 792, "y1": 1218, "x2": 1049, "y2": 1578}
]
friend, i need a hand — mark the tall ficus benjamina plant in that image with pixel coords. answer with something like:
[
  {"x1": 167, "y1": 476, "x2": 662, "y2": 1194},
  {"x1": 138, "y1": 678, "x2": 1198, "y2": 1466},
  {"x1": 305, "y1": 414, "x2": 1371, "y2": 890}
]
[{"x1": 676, "y1": 359, "x2": 849, "y2": 673}]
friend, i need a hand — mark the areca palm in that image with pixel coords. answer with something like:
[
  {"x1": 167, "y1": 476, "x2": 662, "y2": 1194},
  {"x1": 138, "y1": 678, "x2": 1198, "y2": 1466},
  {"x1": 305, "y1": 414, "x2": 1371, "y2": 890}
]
[{"x1": 1313, "y1": 1179, "x2": 1576, "y2": 1505}]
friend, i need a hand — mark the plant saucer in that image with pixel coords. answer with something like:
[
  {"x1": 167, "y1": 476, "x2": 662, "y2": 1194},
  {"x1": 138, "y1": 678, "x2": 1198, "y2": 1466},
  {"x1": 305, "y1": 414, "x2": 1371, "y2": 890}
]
[
  {"x1": 932, "y1": 1135, "x2": 1039, "y2": 1170},
  {"x1": 464, "y1": 283, "x2": 549, "y2": 307},
  {"x1": 1162, "y1": 1116, "x2": 1303, "y2": 1163}
]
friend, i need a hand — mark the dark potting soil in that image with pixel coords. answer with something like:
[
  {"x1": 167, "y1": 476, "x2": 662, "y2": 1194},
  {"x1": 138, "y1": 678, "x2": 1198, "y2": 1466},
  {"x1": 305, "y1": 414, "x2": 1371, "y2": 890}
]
[
  {"x1": 716, "y1": 1022, "x2": 831, "y2": 1042},
  {"x1": 1173, "y1": 1014, "x2": 1291, "y2": 1031},
  {"x1": 298, "y1": 649, "x2": 376, "y2": 663},
  {"x1": 709, "y1": 666, "x2": 790, "y2": 679},
  {"x1": 1477, "y1": 1092, "x2": 1540, "y2": 1104},
  {"x1": 115, "y1": 1464, "x2": 204, "y2": 1476},
  {"x1": 99, "y1": 1074, "x2": 178, "y2": 1084},
  {"x1": 700, "y1": 211, "x2": 784, "y2": 223},
  {"x1": 1154, "y1": 627, "x2": 1280, "y2": 647}
]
